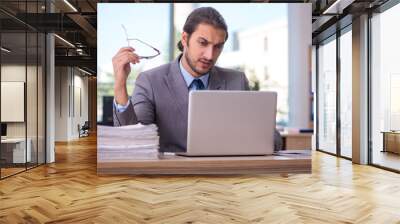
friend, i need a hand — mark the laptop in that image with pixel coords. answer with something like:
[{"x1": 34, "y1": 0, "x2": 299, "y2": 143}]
[{"x1": 177, "y1": 91, "x2": 277, "y2": 156}]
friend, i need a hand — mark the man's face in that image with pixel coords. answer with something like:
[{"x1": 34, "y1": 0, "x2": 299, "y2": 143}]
[{"x1": 182, "y1": 23, "x2": 226, "y2": 77}]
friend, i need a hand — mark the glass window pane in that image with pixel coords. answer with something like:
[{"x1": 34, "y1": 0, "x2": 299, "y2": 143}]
[
  {"x1": 38, "y1": 32, "x2": 46, "y2": 165},
  {"x1": 1, "y1": 29, "x2": 27, "y2": 177},
  {"x1": 318, "y1": 37, "x2": 337, "y2": 154},
  {"x1": 27, "y1": 31, "x2": 38, "y2": 169},
  {"x1": 1, "y1": 1, "x2": 46, "y2": 179},
  {"x1": 26, "y1": 0, "x2": 41, "y2": 169},
  {"x1": 340, "y1": 29, "x2": 352, "y2": 158},
  {"x1": 371, "y1": 3, "x2": 400, "y2": 171}
]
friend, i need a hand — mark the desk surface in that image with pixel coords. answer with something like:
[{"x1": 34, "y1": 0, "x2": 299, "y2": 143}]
[
  {"x1": 97, "y1": 149, "x2": 311, "y2": 175},
  {"x1": 381, "y1": 131, "x2": 400, "y2": 134},
  {"x1": 1, "y1": 138, "x2": 27, "y2": 143},
  {"x1": 280, "y1": 132, "x2": 313, "y2": 137}
]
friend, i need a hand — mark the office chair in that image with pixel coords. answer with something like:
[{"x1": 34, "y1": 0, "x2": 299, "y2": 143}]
[{"x1": 78, "y1": 121, "x2": 90, "y2": 138}]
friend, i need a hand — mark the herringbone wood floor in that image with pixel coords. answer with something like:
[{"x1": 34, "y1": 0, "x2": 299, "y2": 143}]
[{"x1": 1, "y1": 135, "x2": 400, "y2": 224}]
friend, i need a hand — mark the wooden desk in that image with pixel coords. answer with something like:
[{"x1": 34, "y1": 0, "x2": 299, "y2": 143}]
[
  {"x1": 382, "y1": 131, "x2": 400, "y2": 154},
  {"x1": 97, "y1": 150, "x2": 311, "y2": 175},
  {"x1": 280, "y1": 132, "x2": 312, "y2": 150}
]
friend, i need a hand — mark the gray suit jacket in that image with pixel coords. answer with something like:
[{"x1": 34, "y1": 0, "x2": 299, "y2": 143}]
[{"x1": 113, "y1": 55, "x2": 282, "y2": 152}]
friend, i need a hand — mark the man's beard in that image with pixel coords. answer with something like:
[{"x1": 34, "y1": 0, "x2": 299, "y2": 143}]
[{"x1": 184, "y1": 51, "x2": 213, "y2": 76}]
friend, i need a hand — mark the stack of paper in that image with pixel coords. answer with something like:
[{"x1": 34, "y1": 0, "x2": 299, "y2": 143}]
[{"x1": 97, "y1": 124, "x2": 159, "y2": 160}]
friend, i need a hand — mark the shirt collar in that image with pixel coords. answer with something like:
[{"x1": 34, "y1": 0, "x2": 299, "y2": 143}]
[{"x1": 179, "y1": 57, "x2": 209, "y2": 89}]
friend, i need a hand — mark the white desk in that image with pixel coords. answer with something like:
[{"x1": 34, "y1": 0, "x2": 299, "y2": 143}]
[{"x1": 1, "y1": 138, "x2": 31, "y2": 163}]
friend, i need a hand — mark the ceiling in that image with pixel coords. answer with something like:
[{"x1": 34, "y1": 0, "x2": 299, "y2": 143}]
[
  {"x1": 310, "y1": 0, "x2": 390, "y2": 43},
  {"x1": 0, "y1": 0, "x2": 97, "y2": 74}
]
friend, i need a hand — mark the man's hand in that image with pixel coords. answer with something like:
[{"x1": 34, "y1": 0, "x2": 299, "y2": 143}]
[{"x1": 112, "y1": 47, "x2": 140, "y2": 105}]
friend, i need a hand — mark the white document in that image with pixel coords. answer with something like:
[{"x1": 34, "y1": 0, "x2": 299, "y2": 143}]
[{"x1": 97, "y1": 124, "x2": 159, "y2": 153}]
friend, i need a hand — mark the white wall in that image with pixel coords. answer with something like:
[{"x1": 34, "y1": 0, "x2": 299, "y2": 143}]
[
  {"x1": 72, "y1": 73, "x2": 89, "y2": 138},
  {"x1": 54, "y1": 67, "x2": 89, "y2": 141},
  {"x1": 55, "y1": 67, "x2": 69, "y2": 141}
]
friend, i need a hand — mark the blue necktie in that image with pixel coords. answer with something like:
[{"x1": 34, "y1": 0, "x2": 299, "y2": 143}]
[{"x1": 190, "y1": 79, "x2": 205, "y2": 90}]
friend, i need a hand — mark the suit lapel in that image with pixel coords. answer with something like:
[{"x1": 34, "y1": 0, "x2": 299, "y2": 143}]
[
  {"x1": 165, "y1": 55, "x2": 189, "y2": 118},
  {"x1": 208, "y1": 66, "x2": 226, "y2": 90}
]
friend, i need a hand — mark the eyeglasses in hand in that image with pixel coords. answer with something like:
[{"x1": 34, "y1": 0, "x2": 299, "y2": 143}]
[{"x1": 121, "y1": 24, "x2": 161, "y2": 60}]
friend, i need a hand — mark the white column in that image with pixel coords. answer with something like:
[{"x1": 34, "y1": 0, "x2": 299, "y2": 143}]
[
  {"x1": 288, "y1": 4, "x2": 312, "y2": 129},
  {"x1": 46, "y1": 33, "x2": 55, "y2": 163},
  {"x1": 352, "y1": 14, "x2": 369, "y2": 164},
  {"x1": 45, "y1": 1, "x2": 56, "y2": 163}
]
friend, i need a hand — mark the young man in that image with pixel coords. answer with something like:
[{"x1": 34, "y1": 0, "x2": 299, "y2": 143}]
[{"x1": 112, "y1": 7, "x2": 281, "y2": 152}]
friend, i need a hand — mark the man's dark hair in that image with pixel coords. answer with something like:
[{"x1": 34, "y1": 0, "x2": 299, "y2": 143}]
[{"x1": 177, "y1": 7, "x2": 228, "y2": 52}]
